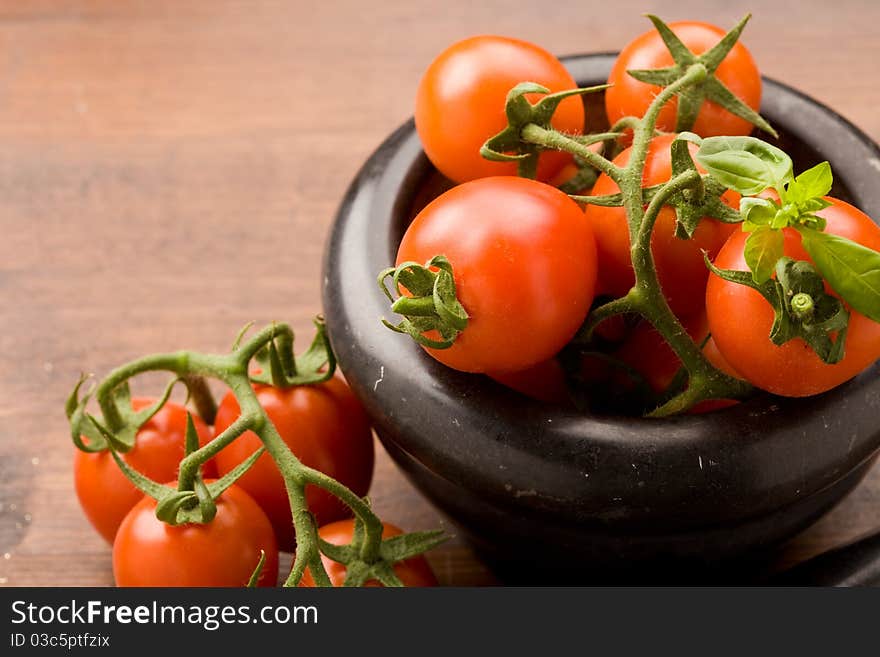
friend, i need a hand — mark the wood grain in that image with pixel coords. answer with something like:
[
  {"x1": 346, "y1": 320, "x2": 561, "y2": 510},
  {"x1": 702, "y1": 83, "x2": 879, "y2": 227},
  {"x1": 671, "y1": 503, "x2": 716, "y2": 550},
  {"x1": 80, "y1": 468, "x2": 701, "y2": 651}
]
[{"x1": 1, "y1": 0, "x2": 878, "y2": 587}]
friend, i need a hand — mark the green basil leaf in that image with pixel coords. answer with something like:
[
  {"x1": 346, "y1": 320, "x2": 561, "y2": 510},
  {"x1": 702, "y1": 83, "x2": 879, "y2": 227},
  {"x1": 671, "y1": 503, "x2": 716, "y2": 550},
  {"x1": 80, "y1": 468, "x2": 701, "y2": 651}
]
[
  {"x1": 696, "y1": 136, "x2": 793, "y2": 196},
  {"x1": 786, "y1": 161, "x2": 833, "y2": 205},
  {"x1": 800, "y1": 229, "x2": 880, "y2": 322},
  {"x1": 740, "y1": 197, "x2": 776, "y2": 231},
  {"x1": 744, "y1": 226, "x2": 785, "y2": 284},
  {"x1": 801, "y1": 197, "x2": 833, "y2": 214}
]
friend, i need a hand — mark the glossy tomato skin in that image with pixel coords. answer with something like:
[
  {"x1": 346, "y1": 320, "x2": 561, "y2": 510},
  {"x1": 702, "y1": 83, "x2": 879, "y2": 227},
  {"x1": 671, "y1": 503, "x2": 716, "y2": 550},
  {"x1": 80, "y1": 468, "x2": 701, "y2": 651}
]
[
  {"x1": 415, "y1": 35, "x2": 584, "y2": 184},
  {"x1": 213, "y1": 377, "x2": 374, "y2": 551},
  {"x1": 606, "y1": 21, "x2": 761, "y2": 138},
  {"x1": 74, "y1": 398, "x2": 214, "y2": 544},
  {"x1": 113, "y1": 483, "x2": 279, "y2": 587},
  {"x1": 707, "y1": 198, "x2": 880, "y2": 396},
  {"x1": 299, "y1": 520, "x2": 438, "y2": 587},
  {"x1": 398, "y1": 177, "x2": 597, "y2": 374},
  {"x1": 585, "y1": 134, "x2": 739, "y2": 318}
]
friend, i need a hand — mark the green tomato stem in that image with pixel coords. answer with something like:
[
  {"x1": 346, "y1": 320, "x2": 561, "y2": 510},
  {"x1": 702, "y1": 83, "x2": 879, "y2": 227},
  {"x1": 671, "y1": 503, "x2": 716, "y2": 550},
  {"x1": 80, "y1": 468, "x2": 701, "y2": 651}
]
[
  {"x1": 522, "y1": 61, "x2": 753, "y2": 414},
  {"x1": 520, "y1": 123, "x2": 625, "y2": 183},
  {"x1": 791, "y1": 292, "x2": 815, "y2": 319},
  {"x1": 574, "y1": 292, "x2": 639, "y2": 343},
  {"x1": 181, "y1": 375, "x2": 218, "y2": 426}
]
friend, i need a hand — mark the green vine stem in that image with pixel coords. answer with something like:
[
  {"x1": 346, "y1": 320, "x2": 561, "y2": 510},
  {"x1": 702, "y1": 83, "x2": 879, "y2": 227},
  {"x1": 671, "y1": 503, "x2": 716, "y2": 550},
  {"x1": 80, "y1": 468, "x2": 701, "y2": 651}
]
[
  {"x1": 488, "y1": 60, "x2": 759, "y2": 414},
  {"x1": 68, "y1": 320, "x2": 445, "y2": 586},
  {"x1": 520, "y1": 124, "x2": 625, "y2": 183}
]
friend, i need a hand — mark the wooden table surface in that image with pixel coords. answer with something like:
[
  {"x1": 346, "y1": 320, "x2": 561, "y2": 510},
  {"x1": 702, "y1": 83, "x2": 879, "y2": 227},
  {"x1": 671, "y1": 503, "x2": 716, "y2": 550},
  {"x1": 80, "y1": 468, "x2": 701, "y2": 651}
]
[{"x1": 2, "y1": 0, "x2": 879, "y2": 587}]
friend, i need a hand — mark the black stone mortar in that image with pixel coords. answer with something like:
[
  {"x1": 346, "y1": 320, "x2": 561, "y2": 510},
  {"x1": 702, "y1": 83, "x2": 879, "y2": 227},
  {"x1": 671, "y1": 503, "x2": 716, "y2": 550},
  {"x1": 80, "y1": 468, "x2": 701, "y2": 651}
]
[{"x1": 322, "y1": 54, "x2": 880, "y2": 583}]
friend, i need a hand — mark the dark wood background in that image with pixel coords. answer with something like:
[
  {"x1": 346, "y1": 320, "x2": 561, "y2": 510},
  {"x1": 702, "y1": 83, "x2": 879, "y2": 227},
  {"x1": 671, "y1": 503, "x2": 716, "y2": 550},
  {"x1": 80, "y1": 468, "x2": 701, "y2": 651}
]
[{"x1": 2, "y1": 0, "x2": 878, "y2": 586}]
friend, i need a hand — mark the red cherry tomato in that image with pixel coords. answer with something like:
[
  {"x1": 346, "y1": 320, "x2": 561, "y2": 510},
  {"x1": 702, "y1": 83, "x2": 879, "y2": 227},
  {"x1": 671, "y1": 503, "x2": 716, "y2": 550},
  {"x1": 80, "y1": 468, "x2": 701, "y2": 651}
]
[
  {"x1": 415, "y1": 35, "x2": 584, "y2": 184},
  {"x1": 299, "y1": 520, "x2": 438, "y2": 587},
  {"x1": 397, "y1": 176, "x2": 597, "y2": 373},
  {"x1": 74, "y1": 398, "x2": 214, "y2": 544},
  {"x1": 113, "y1": 483, "x2": 279, "y2": 587},
  {"x1": 606, "y1": 21, "x2": 761, "y2": 138},
  {"x1": 707, "y1": 198, "x2": 880, "y2": 396},
  {"x1": 585, "y1": 134, "x2": 739, "y2": 318},
  {"x1": 488, "y1": 358, "x2": 570, "y2": 404},
  {"x1": 213, "y1": 377, "x2": 374, "y2": 551}
]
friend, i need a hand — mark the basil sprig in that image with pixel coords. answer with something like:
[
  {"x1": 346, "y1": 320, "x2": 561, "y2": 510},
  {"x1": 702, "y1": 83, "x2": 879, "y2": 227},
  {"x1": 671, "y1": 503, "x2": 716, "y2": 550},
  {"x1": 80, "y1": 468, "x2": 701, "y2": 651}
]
[
  {"x1": 692, "y1": 136, "x2": 880, "y2": 325},
  {"x1": 799, "y1": 230, "x2": 880, "y2": 323}
]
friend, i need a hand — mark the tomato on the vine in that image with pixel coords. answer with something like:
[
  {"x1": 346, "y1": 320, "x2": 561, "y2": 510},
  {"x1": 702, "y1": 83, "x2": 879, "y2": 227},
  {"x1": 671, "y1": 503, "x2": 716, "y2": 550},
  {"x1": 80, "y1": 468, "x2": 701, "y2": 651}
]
[
  {"x1": 606, "y1": 21, "x2": 761, "y2": 138},
  {"x1": 74, "y1": 398, "x2": 214, "y2": 544},
  {"x1": 213, "y1": 377, "x2": 374, "y2": 551},
  {"x1": 585, "y1": 134, "x2": 739, "y2": 318},
  {"x1": 415, "y1": 35, "x2": 584, "y2": 184},
  {"x1": 396, "y1": 176, "x2": 597, "y2": 373},
  {"x1": 707, "y1": 198, "x2": 880, "y2": 397},
  {"x1": 113, "y1": 483, "x2": 278, "y2": 587},
  {"x1": 298, "y1": 520, "x2": 438, "y2": 587}
]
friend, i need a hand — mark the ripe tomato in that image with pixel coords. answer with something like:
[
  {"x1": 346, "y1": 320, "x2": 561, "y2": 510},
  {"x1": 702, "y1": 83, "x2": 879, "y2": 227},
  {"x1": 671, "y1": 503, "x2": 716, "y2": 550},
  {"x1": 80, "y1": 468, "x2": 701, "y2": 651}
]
[
  {"x1": 299, "y1": 520, "x2": 438, "y2": 587},
  {"x1": 113, "y1": 483, "x2": 279, "y2": 587},
  {"x1": 74, "y1": 398, "x2": 214, "y2": 544},
  {"x1": 415, "y1": 35, "x2": 584, "y2": 184},
  {"x1": 606, "y1": 21, "x2": 761, "y2": 138},
  {"x1": 488, "y1": 358, "x2": 570, "y2": 404},
  {"x1": 213, "y1": 377, "x2": 374, "y2": 551},
  {"x1": 707, "y1": 198, "x2": 880, "y2": 396},
  {"x1": 397, "y1": 176, "x2": 597, "y2": 373},
  {"x1": 585, "y1": 134, "x2": 739, "y2": 318}
]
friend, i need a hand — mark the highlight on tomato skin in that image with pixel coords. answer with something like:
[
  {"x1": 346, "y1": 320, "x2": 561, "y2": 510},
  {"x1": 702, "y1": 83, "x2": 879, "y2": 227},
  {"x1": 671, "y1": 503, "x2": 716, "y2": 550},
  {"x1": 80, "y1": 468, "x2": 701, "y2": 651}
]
[
  {"x1": 74, "y1": 397, "x2": 214, "y2": 544},
  {"x1": 606, "y1": 21, "x2": 762, "y2": 138},
  {"x1": 415, "y1": 35, "x2": 585, "y2": 184},
  {"x1": 707, "y1": 199, "x2": 880, "y2": 397},
  {"x1": 395, "y1": 176, "x2": 598, "y2": 374},
  {"x1": 112, "y1": 483, "x2": 279, "y2": 588},
  {"x1": 298, "y1": 519, "x2": 438, "y2": 587}
]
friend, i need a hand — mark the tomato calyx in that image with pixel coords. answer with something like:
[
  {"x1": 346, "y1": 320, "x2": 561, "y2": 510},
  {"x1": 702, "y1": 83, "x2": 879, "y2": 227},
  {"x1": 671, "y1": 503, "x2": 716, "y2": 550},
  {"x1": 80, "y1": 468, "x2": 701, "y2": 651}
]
[
  {"x1": 67, "y1": 376, "x2": 180, "y2": 454},
  {"x1": 379, "y1": 255, "x2": 469, "y2": 349},
  {"x1": 695, "y1": 137, "x2": 880, "y2": 323},
  {"x1": 667, "y1": 133, "x2": 741, "y2": 238},
  {"x1": 245, "y1": 317, "x2": 337, "y2": 389},
  {"x1": 480, "y1": 82, "x2": 614, "y2": 179},
  {"x1": 110, "y1": 412, "x2": 264, "y2": 525},
  {"x1": 569, "y1": 134, "x2": 740, "y2": 240},
  {"x1": 312, "y1": 517, "x2": 445, "y2": 587},
  {"x1": 707, "y1": 255, "x2": 850, "y2": 364},
  {"x1": 626, "y1": 14, "x2": 776, "y2": 137}
]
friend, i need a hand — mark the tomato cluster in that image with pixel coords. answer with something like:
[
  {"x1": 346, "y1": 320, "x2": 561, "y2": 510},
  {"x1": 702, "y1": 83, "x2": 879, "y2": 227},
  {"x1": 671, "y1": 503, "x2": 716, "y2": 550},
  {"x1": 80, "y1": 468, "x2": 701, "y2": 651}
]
[
  {"x1": 394, "y1": 19, "x2": 880, "y2": 410},
  {"x1": 74, "y1": 378, "x2": 435, "y2": 587}
]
